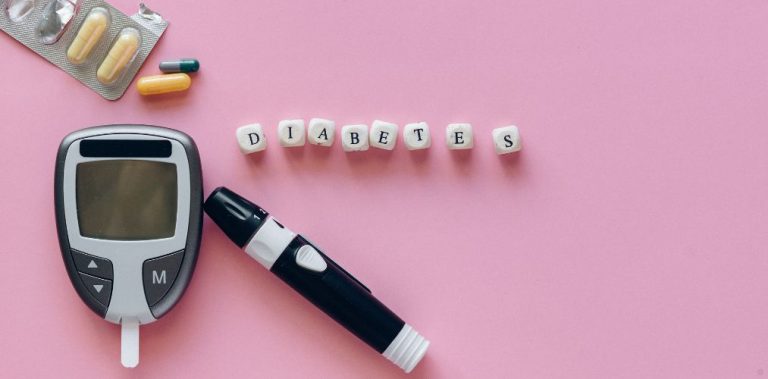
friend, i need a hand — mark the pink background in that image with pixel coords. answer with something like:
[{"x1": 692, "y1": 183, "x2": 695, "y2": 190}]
[{"x1": 1, "y1": 0, "x2": 767, "y2": 377}]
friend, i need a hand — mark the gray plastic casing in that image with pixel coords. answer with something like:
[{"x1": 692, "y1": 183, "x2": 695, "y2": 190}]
[{"x1": 55, "y1": 125, "x2": 203, "y2": 324}]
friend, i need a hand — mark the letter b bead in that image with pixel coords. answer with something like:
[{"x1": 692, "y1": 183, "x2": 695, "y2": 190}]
[{"x1": 342, "y1": 124, "x2": 369, "y2": 152}]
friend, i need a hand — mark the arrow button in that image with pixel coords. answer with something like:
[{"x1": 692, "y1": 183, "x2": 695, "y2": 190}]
[
  {"x1": 78, "y1": 272, "x2": 112, "y2": 306},
  {"x1": 71, "y1": 250, "x2": 113, "y2": 280}
]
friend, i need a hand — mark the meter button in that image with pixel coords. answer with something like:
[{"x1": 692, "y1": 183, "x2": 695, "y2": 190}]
[
  {"x1": 71, "y1": 250, "x2": 113, "y2": 279},
  {"x1": 79, "y1": 272, "x2": 112, "y2": 306},
  {"x1": 295, "y1": 245, "x2": 327, "y2": 272},
  {"x1": 142, "y1": 251, "x2": 184, "y2": 306}
]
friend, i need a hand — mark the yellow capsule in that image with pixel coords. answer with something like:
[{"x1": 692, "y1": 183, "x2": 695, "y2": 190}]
[
  {"x1": 136, "y1": 73, "x2": 192, "y2": 96},
  {"x1": 97, "y1": 28, "x2": 141, "y2": 85},
  {"x1": 67, "y1": 8, "x2": 110, "y2": 64}
]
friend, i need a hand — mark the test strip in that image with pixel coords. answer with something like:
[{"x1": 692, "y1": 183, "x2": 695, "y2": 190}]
[{"x1": 121, "y1": 319, "x2": 139, "y2": 368}]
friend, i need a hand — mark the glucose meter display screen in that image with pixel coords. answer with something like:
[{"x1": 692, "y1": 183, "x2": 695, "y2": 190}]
[{"x1": 76, "y1": 160, "x2": 177, "y2": 240}]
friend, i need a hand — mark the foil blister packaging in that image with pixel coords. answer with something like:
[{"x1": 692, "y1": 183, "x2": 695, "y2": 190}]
[{"x1": 0, "y1": 0, "x2": 168, "y2": 100}]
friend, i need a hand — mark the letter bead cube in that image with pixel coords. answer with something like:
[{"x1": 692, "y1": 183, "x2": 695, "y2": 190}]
[
  {"x1": 370, "y1": 120, "x2": 398, "y2": 150},
  {"x1": 236, "y1": 123, "x2": 267, "y2": 154},
  {"x1": 341, "y1": 124, "x2": 369, "y2": 152},
  {"x1": 308, "y1": 118, "x2": 335, "y2": 146},
  {"x1": 403, "y1": 122, "x2": 431, "y2": 150},
  {"x1": 278, "y1": 119, "x2": 306, "y2": 147},
  {"x1": 492, "y1": 125, "x2": 522, "y2": 154},
  {"x1": 446, "y1": 123, "x2": 474, "y2": 150}
]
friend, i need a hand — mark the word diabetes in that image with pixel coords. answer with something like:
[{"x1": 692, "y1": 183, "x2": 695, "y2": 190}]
[{"x1": 236, "y1": 120, "x2": 522, "y2": 155}]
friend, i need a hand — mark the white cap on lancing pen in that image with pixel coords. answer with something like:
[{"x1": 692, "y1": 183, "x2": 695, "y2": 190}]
[{"x1": 382, "y1": 324, "x2": 430, "y2": 373}]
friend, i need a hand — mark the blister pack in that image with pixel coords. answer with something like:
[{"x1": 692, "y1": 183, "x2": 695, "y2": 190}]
[{"x1": 0, "y1": 0, "x2": 168, "y2": 100}]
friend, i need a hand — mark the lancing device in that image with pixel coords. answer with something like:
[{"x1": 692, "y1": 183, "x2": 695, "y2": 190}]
[{"x1": 204, "y1": 187, "x2": 430, "y2": 373}]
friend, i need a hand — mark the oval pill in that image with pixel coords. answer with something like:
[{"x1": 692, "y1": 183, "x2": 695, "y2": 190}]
[
  {"x1": 159, "y1": 59, "x2": 200, "y2": 73},
  {"x1": 97, "y1": 28, "x2": 141, "y2": 85},
  {"x1": 136, "y1": 73, "x2": 191, "y2": 96},
  {"x1": 67, "y1": 8, "x2": 110, "y2": 65}
]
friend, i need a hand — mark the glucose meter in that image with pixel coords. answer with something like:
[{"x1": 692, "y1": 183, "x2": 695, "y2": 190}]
[{"x1": 55, "y1": 125, "x2": 203, "y2": 367}]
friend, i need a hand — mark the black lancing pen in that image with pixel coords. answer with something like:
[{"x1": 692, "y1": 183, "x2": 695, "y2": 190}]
[{"x1": 204, "y1": 187, "x2": 430, "y2": 373}]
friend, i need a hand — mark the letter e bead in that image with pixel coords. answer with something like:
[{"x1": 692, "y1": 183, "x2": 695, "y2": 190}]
[
  {"x1": 446, "y1": 123, "x2": 474, "y2": 150},
  {"x1": 370, "y1": 120, "x2": 398, "y2": 150}
]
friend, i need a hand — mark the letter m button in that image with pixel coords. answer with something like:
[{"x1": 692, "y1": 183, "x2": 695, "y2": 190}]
[
  {"x1": 152, "y1": 270, "x2": 167, "y2": 284},
  {"x1": 142, "y1": 251, "x2": 185, "y2": 306}
]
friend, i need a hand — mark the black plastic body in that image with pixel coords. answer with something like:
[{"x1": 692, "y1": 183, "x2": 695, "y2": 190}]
[
  {"x1": 271, "y1": 235, "x2": 405, "y2": 353},
  {"x1": 54, "y1": 125, "x2": 203, "y2": 319},
  {"x1": 204, "y1": 187, "x2": 268, "y2": 248}
]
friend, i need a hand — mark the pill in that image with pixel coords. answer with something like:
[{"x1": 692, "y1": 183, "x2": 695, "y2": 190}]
[
  {"x1": 307, "y1": 118, "x2": 335, "y2": 146},
  {"x1": 97, "y1": 28, "x2": 141, "y2": 85},
  {"x1": 341, "y1": 124, "x2": 369, "y2": 152},
  {"x1": 403, "y1": 122, "x2": 431, "y2": 150},
  {"x1": 370, "y1": 120, "x2": 398, "y2": 150},
  {"x1": 446, "y1": 123, "x2": 474, "y2": 150},
  {"x1": 159, "y1": 59, "x2": 200, "y2": 73},
  {"x1": 136, "y1": 73, "x2": 191, "y2": 96},
  {"x1": 492, "y1": 125, "x2": 522, "y2": 155},
  {"x1": 67, "y1": 8, "x2": 110, "y2": 65},
  {"x1": 278, "y1": 119, "x2": 306, "y2": 147},
  {"x1": 236, "y1": 124, "x2": 267, "y2": 154}
]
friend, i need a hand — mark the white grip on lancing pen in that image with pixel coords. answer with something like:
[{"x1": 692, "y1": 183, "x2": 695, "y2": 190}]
[{"x1": 382, "y1": 324, "x2": 430, "y2": 373}]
